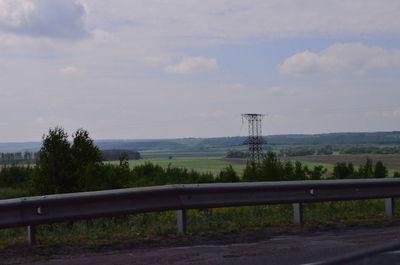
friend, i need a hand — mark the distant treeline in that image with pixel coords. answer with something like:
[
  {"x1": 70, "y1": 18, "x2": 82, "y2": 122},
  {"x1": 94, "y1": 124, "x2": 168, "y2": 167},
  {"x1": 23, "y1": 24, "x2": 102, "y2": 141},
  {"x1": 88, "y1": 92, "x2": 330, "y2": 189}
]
[
  {"x1": 3, "y1": 131, "x2": 400, "y2": 153},
  {"x1": 226, "y1": 149, "x2": 247, "y2": 158},
  {"x1": 279, "y1": 145, "x2": 333, "y2": 157},
  {"x1": 332, "y1": 158, "x2": 390, "y2": 179},
  {"x1": 101, "y1": 149, "x2": 141, "y2": 161},
  {"x1": 0, "y1": 150, "x2": 141, "y2": 165},
  {"x1": 280, "y1": 145, "x2": 400, "y2": 157},
  {"x1": 0, "y1": 152, "x2": 38, "y2": 165},
  {"x1": 339, "y1": 145, "x2": 400, "y2": 155}
]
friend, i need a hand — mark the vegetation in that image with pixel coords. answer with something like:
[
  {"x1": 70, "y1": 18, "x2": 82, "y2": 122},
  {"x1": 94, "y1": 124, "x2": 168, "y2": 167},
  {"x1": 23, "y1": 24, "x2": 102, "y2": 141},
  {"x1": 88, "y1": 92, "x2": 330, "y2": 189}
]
[
  {"x1": 280, "y1": 145, "x2": 334, "y2": 157},
  {"x1": 243, "y1": 152, "x2": 327, "y2": 182},
  {"x1": 101, "y1": 149, "x2": 141, "y2": 161},
  {"x1": 32, "y1": 127, "x2": 103, "y2": 194},
  {"x1": 339, "y1": 145, "x2": 400, "y2": 155},
  {"x1": 0, "y1": 152, "x2": 37, "y2": 165},
  {"x1": 114, "y1": 158, "x2": 246, "y2": 175},
  {"x1": 332, "y1": 158, "x2": 389, "y2": 179},
  {"x1": 226, "y1": 149, "x2": 247, "y2": 158},
  {"x1": 0, "y1": 199, "x2": 398, "y2": 251},
  {"x1": 2, "y1": 128, "x2": 400, "y2": 251}
]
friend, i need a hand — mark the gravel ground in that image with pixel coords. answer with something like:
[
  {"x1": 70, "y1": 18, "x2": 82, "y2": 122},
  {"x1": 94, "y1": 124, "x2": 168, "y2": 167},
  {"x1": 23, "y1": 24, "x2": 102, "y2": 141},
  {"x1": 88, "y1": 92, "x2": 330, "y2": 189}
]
[{"x1": 3, "y1": 225, "x2": 400, "y2": 265}]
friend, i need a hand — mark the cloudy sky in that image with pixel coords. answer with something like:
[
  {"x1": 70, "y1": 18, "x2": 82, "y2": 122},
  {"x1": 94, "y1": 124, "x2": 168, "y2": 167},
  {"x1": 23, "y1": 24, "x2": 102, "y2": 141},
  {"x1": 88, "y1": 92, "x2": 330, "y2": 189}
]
[{"x1": 1, "y1": 0, "x2": 400, "y2": 142}]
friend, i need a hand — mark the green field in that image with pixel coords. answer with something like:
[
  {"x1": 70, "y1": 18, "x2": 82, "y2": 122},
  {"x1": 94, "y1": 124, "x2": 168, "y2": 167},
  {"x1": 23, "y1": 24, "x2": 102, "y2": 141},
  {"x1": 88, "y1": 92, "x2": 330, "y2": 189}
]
[
  {"x1": 107, "y1": 157, "x2": 339, "y2": 177},
  {"x1": 109, "y1": 157, "x2": 247, "y2": 175},
  {"x1": 109, "y1": 155, "x2": 400, "y2": 178}
]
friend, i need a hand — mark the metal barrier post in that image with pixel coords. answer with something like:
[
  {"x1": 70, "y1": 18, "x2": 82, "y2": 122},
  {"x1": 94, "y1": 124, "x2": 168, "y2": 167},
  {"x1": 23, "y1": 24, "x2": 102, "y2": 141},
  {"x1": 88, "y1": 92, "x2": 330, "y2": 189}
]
[
  {"x1": 27, "y1": 225, "x2": 36, "y2": 245},
  {"x1": 385, "y1": 198, "x2": 394, "y2": 217},
  {"x1": 176, "y1": 209, "x2": 187, "y2": 233},
  {"x1": 293, "y1": 203, "x2": 303, "y2": 225}
]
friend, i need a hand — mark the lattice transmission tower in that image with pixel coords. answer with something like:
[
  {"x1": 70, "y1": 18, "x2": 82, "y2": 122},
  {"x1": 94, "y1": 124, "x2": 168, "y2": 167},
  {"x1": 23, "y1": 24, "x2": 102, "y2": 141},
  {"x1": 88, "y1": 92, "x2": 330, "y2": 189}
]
[{"x1": 241, "y1": 113, "x2": 266, "y2": 164}]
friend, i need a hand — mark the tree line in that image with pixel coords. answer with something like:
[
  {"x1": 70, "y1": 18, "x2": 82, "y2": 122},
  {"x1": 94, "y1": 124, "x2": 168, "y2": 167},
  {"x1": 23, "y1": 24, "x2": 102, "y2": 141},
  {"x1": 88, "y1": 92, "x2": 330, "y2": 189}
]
[
  {"x1": 1, "y1": 127, "x2": 399, "y2": 197},
  {"x1": 332, "y1": 158, "x2": 391, "y2": 179},
  {"x1": 0, "y1": 152, "x2": 38, "y2": 165}
]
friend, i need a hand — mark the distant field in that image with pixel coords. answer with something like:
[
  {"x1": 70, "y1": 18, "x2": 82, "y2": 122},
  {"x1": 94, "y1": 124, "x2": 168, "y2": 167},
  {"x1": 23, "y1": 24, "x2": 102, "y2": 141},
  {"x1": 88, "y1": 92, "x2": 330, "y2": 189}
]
[
  {"x1": 125, "y1": 155, "x2": 400, "y2": 177},
  {"x1": 109, "y1": 157, "x2": 246, "y2": 175},
  {"x1": 286, "y1": 155, "x2": 400, "y2": 171},
  {"x1": 108, "y1": 157, "x2": 340, "y2": 176}
]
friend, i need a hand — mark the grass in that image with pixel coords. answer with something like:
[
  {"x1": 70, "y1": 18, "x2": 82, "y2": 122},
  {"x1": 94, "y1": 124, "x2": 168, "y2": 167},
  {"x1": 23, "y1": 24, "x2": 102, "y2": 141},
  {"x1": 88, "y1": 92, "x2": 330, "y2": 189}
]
[
  {"x1": 282, "y1": 159, "x2": 335, "y2": 172},
  {"x1": 108, "y1": 157, "x2": 247, "y2": 175},
  {"x1": 107, "y1": 157, "x2": 337, "y2": 177},
  {"x1": 0, "y1": 187, "x2": 30, "y2": 200},
  {"x1": 2, "y1": 157, "x2": 399, "y2": 252},
  {"x1": 288, "y1": 154, "x2": 400, "y2": 170},
  {"x1": 1, "y1": 199, "x2": 398, "y2": 251}
]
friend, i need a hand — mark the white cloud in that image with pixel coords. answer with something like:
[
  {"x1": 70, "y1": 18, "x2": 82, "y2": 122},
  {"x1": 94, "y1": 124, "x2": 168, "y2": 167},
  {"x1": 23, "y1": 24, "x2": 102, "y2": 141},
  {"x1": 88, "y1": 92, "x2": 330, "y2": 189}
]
[
  {"x1": 0, "y1": 0, "x2": 89, "y2": 39},
  {"x1": 280, "y1": 43, "x2": 400, "y2": 75},
  {"x1": 164, "y1": 56, "x2": 217, "y2": 74},
  {"x1": 32, "y1": 117, "x2": 48, "y2": 125},
  {"x1": 83, "y1": 0, "x2": 400, "y2": 42},
  {"x1": 59, "y1": 66, "x2": 77, "y2": 74}
]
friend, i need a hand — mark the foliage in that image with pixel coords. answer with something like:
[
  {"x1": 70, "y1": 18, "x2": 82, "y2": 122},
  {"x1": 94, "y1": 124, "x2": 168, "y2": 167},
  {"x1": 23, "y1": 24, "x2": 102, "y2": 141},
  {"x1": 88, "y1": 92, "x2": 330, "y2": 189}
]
[
  {"x1": 339, "y1": 145, "x2": 400, "y2": 155},
  {"x1": 280, "y1": 147, "x2": 314, "y2": 157},
  {"x1": 0, "y1": 152, "x2": 37, "y2": 165},
  {"x1": 226, "y1": 149, "x2": 247, "y2": 158},
  {"x1": 102, "y1": 149, "x2": 141, "y2": 161},
  {"x1": 215, "y1": 165, "x2": 240, "y2": 183},
  {"x1": 32, "y1": 127, "x2": 74, "y2": 194},
  {"x1": 332, "y1": 158, "x2": 388, "y2": 179},
  {"x1": 32, "y1": 127, "x2": 103, "y2": 195},
  {"x1": 374, "y1": 161, "x2": 388, "y2": 178},
  {"x1": 0, "y1": 165, "x2": 34, "y2": 188},
  {"x1": 333, "y1": 162, "x2": 355, "y2": 179},
  {"x1": 242, "y1": 152, "x2": 327, "y2": 182}
]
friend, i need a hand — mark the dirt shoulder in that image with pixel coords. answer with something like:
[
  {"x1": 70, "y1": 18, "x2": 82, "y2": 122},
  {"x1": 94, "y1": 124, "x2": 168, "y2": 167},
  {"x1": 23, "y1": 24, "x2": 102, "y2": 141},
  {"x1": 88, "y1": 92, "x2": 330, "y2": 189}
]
[{"x1": 3, "y1": 223, "x2": 400, "y2": 265}]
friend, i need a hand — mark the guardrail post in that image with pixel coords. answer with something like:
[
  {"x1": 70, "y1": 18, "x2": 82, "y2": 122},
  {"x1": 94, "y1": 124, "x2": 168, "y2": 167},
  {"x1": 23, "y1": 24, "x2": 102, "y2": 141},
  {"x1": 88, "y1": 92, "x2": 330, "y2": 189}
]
[
  {"x1": 176, "y1": 209, "x2": 187, "y2": 234},
  {"x1": 27, "y1": 225, "x2": 36, "y2": 246},
  {"x1": 385, "y1": 198, "x2": 394, "y2": 217},
  {"x1": 293, "y1": 203, "x2": 303, "y2": 225}
]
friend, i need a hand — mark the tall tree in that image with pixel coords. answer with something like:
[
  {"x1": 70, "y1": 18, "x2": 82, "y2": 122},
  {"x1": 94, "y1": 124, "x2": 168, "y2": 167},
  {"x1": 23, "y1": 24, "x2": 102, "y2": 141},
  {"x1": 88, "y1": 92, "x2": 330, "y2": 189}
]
[
  {"x1": 33, "y1": 127, "x2": 104, "y2": 195},
  {"x1": 373, "y1": 161, "x2": 388, "y2": 178},
  {"x1": 33, "y1": 127, "x2": 73, "y2": 194},
  {"x1": 71, "y1": 128, "x2": 103, "y2": 171}
]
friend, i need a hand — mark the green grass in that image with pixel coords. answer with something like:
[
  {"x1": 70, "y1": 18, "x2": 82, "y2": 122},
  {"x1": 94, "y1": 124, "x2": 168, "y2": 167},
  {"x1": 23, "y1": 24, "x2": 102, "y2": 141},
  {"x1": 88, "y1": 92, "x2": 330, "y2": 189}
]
[
  {"x1": 108, "y1": 157, "x2": 336, "y2": 177},
  {"x1": 1, "y1": 159, "x2": 398, "y2": 251},
  {"x1": 0, "y1": 187, "x2": 30, "y2": 200},
  {"x1": 1, "y1": 199, "x2": 398, "y2": 250},
  {"x1": 288, "y1": 160, "x2": 335, "y2": 172},
  {"x1": 108, "y1": 157, "x2": 247, "y2": 175}
]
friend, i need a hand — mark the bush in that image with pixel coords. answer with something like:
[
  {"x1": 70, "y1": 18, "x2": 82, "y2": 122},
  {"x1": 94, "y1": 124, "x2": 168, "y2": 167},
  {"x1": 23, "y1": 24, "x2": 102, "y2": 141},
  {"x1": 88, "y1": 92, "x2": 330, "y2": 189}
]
[
  {"x1": 215, "y1": 165, "x2": 240, "y2": 183},
  {"x1": 32, "y1": 127, "x2": 103, "y2": 195},
  {"x1": 243, "y1": 152, "x2": 326, "y2": 182}
]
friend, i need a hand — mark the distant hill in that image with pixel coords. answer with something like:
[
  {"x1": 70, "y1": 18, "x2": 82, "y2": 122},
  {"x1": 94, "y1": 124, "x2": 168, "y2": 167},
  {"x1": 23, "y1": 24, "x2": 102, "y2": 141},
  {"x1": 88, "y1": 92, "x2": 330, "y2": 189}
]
[
  {"x1": 0, "y1": 142, "x2": 42, "y2": 153},
  {"x1": 1, "y1": 131, "x2": 400, "y2": 153}
]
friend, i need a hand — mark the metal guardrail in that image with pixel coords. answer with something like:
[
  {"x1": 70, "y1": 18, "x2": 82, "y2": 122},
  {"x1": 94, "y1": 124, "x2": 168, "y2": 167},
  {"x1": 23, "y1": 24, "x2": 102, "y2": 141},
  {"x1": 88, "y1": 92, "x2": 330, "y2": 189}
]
[{"x1": 1, "y1": 178, "x2": 400, "y2": 245}]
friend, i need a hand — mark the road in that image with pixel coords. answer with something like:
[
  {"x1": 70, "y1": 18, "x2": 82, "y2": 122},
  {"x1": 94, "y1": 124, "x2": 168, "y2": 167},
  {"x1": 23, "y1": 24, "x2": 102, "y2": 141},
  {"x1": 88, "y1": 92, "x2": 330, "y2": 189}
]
[{"x1": 4, "y1": 225, "x2": 400, "y2": 265}]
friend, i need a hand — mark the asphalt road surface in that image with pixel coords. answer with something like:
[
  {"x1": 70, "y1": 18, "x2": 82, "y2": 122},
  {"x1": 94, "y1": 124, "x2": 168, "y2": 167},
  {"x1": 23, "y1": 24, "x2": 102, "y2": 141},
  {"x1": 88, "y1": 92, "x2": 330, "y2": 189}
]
[{"x1": 5, "y1": 225, "x2": 400, "y2": 265}]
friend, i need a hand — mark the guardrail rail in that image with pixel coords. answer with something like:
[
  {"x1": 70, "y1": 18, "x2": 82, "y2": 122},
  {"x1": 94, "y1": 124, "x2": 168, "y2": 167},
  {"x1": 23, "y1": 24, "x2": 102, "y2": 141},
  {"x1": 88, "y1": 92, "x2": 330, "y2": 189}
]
[{"x1": 1, "y1": 178, "x2": 400, "y2": 245}]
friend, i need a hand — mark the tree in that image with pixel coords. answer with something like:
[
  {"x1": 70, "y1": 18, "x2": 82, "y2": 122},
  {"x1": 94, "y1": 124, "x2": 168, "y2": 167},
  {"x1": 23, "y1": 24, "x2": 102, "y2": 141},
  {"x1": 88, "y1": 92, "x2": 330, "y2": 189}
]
[
  {"x1": 333, "y1": 162, "x2": 354, "y2": 179},
  {"x1": 33, "y1": 127, "x2": 73, "y2": 194},
  {"x1": 358, "y1": 158, "x2": 374, "y2": 178},
  {"x1": 373, "y1": 161, "x2": 388, "y2": 178},
  {"x1": 71, "y1": 129, "x2": 103, "y2": 171},
  {"x1": 32, "y1": 127, "x2": 104, "y2": 195},
  {"x1": 216, "y1": 165, "x2": 240, "y2": 183}
]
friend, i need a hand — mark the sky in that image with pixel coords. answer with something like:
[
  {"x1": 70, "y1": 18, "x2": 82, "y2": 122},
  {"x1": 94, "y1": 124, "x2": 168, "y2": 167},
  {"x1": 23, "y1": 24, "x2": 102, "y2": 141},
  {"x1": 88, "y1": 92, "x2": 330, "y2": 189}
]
[{"x1": 1, "y1": 0, "x2": 400, "y2": 142}]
